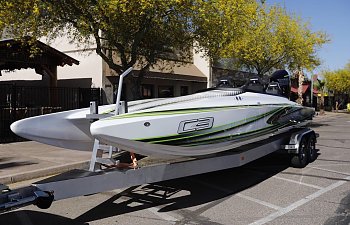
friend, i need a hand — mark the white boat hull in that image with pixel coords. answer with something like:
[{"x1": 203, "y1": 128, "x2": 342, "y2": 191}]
[
  {"x1": 10, "y1": 90, "x2": 314, "y2": 156},
  {"x1": 10, "y1": 105, "x2": 113, "y2": 150},
  {"x1": 10, "y1": 98, "x2": 161, "y2": 151}
]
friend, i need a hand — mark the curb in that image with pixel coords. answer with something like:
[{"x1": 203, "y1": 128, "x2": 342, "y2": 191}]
[{"x1": 0, "y1": 161, "x2": 90, "y2": 185}]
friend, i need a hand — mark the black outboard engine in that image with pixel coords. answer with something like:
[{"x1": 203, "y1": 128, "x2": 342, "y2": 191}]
[{"x1": 267, "y1": 70, "x2": 290, "y2": 98}]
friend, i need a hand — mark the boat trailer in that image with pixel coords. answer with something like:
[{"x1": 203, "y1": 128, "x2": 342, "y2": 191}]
[{"x1": 0, "y1": 125, "x2": 318, "y2": 213}]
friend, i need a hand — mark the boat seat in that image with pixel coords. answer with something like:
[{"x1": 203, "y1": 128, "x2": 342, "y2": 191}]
[
  {"x1": 242, "y1": 77, "x2": 265, "y2": 93},
  {"x1": 265, "y1": 82, "x2": 282, "y2": 96}
]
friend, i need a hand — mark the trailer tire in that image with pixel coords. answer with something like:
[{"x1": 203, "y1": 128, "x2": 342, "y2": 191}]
[
  {"x1": 291, "y1": 136, "x2": 308, "y2": 168},
  {"x1": 307, "y1": 134, "x2": 317, "y2": 163}
]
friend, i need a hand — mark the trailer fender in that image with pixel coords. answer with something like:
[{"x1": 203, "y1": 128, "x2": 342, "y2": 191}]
[{"x1": 288, "y1": 128, "x2": 315, "y2": 154}]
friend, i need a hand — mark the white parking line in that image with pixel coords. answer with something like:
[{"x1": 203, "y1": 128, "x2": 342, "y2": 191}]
[
  {"x1": 273, "y1": 176, "x2": 323, "y2": 190},
  {"x1": 236, "y1": 193, "x2": 282, "y2": 210},
  {"x1": 190, "y1": 178, "x2": 282, "y2": 211},
  {"x1": 315, "y1": 163, "x2": 350, "y2": 167},
  {"x1": 249, "y1": 175, "x2": 350, "y2": 225},
  {"x1": 309, "y1": 166, "x2": 350, "y2": 176}
]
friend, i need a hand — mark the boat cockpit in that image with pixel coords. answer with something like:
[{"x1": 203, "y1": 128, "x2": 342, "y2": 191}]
[{"x1": 198, "y1": 70, "x2": 290, "y2": 99}]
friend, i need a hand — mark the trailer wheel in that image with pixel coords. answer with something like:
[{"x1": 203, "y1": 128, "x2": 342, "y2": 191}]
[
  {"x1": 307, "y1": 134, "x2": 317, "y2": 163},
  {"x1": 291, "y1": 136, "x2": 308, "y2": 168}
]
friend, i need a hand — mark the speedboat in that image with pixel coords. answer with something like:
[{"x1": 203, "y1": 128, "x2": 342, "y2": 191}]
[{"x1": 10, "y1": 70, "x2": 314, "y2": 157}]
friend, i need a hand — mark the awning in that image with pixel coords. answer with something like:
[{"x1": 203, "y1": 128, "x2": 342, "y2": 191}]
[
  {"x1": 291, "y1": 84, "x2": 309, "y2": 94},
  {"x1": 104, "y1": 58, "x2": 208, "y2": 83},
  {"x1": 143, "y1": 63, "x2": 207, "y2": 82},
  {"x1": 291, "y1": 84, "x2": 320, "y2": 95}
]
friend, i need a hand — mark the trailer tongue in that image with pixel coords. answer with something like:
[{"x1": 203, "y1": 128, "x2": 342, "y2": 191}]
[{"x1": 0, "y1": 184, "x2": 53, "y2": 212}]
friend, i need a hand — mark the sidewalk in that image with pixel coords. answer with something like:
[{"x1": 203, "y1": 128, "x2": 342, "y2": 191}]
[
  {"x1": 0, "y1": 111, "x2": 347, "y2": 185},
  {"x1": 0, "y1": 141, "x2": 91, "y2": 184},
  {"x1": 312, "y1": 110, "x2": 349, "y2": 122}
]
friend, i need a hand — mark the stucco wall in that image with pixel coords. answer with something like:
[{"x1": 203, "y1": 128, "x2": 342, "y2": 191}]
[{"x1": 192, "y1": 45, "x2": 211, "y2": 88}]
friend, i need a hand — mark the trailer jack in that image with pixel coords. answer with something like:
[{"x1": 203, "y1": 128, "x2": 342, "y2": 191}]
[{"x1": 0, "y1": 185, "x2": 54, "y2": 213}]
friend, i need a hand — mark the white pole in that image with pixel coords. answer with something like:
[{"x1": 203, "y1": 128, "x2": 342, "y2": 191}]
[{"x1": 115, "y1": 67, "x2": 133, "y2": 115}]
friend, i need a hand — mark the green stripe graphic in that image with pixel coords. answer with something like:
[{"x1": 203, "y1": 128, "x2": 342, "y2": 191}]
[{"x1": 135, "y1": 106, "x2": 291, "y2": 145}]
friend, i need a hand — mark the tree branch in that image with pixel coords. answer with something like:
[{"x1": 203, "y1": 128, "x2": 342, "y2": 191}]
[
  {"x1": 129, "y1": 14, "x2": 154, "y2": 67},
  {"x1": 94, "y1": 31, "x2": 123, "y2": 74}
]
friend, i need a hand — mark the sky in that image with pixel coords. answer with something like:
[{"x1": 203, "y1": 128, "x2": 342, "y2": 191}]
[{"x1": 266, "y1": 0, "x2": 350, "y2": 75}]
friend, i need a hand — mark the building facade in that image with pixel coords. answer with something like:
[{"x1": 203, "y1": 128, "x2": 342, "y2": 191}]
[
  {"x1": 1, "y1": 34, "x2": 263, "y2": 105},
  {"x1": 0, "y1": 35, "x2": 213, "y2": 104}
]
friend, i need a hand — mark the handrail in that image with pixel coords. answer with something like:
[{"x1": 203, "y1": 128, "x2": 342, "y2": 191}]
[{"x1": 114, "y1": 67, "x2": 133, "y2": 115}]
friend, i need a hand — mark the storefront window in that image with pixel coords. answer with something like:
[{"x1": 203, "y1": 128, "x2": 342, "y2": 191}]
[
  {"x1": 141, "y1": 84, "x2": 154, "y2": 99},
  {"x1": 158, "y1": 86, "x2": 174, "y2": 98}
]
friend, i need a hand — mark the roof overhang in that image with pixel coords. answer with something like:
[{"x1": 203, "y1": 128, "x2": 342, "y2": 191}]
[
  {"x1": 0, "y1": 38, "x2": 79, "y2": 71},
  {"x1": 104, "y1": 58, "x2": 207, "y2": 83}
]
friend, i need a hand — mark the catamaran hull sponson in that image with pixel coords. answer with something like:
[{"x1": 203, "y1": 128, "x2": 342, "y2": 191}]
[
  {"x1": 10, "y1": 99, "x2": 159, "y2": 151},
  {"x1": 91, "y1": 104, "x2": 314, "y2": 157}
]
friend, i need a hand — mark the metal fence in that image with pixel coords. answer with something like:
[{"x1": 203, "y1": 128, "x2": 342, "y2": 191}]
[{"x1": 0, "y1": 84, "x2": 102, "y2": 143}]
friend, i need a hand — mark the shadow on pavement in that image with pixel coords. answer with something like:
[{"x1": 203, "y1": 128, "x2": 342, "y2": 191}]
[
  {"x1": 0, "y1": 210, "x2": 88, "y2": 225},
  {"x1": 0, "y1": 157, "x2": 15, "y2": 163},
  {"x1": 1, "y1": 152, "x2": 293, "y2": 224},
  {"x1": 0, "y1": 161, "x2": 37, "y2": 170},
  {"x1": 75, "y1": 152, "x2": 292, "y2": 223},
  {"x1": 324, "y1": 191, "x2": 350, "y2": 225},
  {"x1": 308, "y1": 122, "x2": 330, "y2": 128}
]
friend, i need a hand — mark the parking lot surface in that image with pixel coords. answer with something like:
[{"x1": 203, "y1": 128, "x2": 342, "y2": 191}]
[{"x1": 1, "y1": 112, "x2": 350, "y2": 225}]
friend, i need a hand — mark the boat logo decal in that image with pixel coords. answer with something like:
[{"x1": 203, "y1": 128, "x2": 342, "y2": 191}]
[{"x1": 178, "y1": 117, "x2": 214, "y2": 134}]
